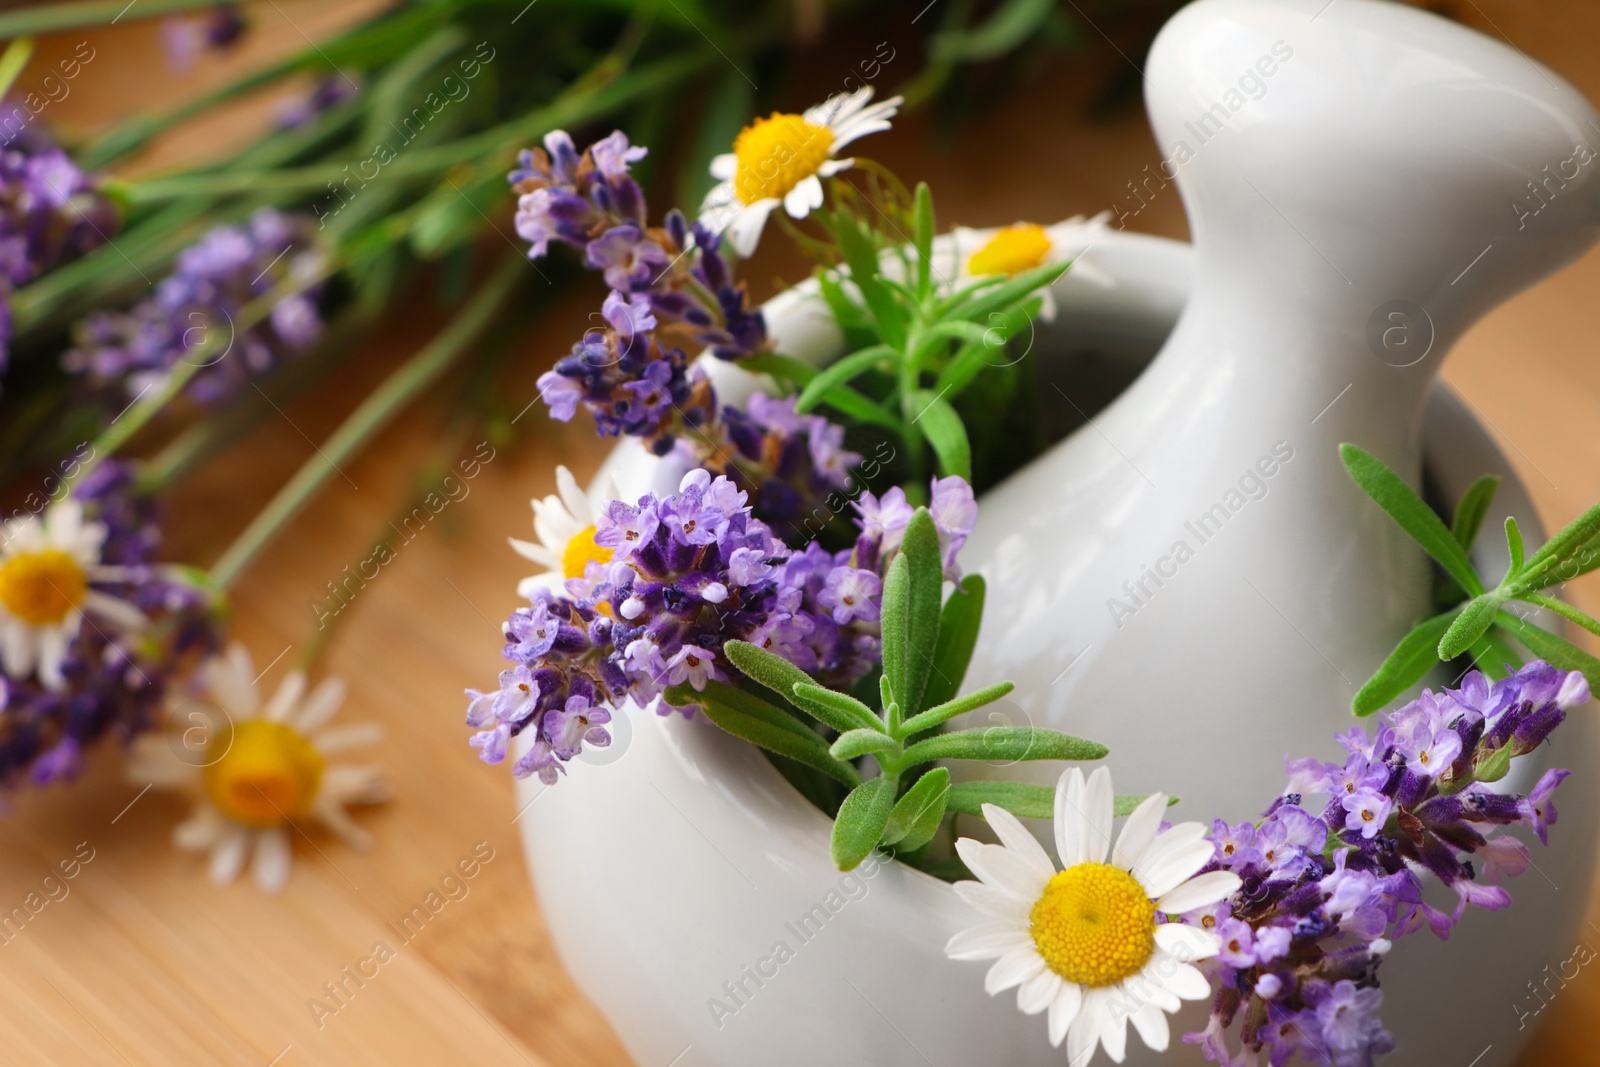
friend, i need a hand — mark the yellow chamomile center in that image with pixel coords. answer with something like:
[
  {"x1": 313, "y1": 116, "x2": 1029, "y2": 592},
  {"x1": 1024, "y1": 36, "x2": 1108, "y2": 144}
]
[
  {"x1": 733, "y1": 113, "x2": 834, "y2": 205},
  {"x1": 1029, "y1": 863, "x2": 1157, "y2": 988},
  {"x1": 0, "y1": 549, "x2": 88, "y2": 626},
  {"x1": 968, "y1": 223, "x2": 1053, "y2": 277},
  {"x1": 561, "y1": 524, "x2": 613, "y2": 580},
  {"x1": 203, "y1": 720, "x2": 325, "y2": 829}
]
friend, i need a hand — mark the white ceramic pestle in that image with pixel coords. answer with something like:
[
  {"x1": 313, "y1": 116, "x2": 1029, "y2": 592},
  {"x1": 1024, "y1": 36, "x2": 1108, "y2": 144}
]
[{"x1": 516, "y1": 2, "x2": 1600, "y2": 1064}]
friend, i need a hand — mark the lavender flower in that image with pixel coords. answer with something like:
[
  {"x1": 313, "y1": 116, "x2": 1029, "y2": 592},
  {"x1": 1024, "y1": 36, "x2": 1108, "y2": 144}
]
[
  {"x1": 465, "y1": 469, "x2": 979, "y2": 783},
  {"x1": 718, "y1": 391, "x2": 861, "y2": 527},
  {"x1": 1182, "y1": 661, "x2": 1587, "y2": 1066},
  {"x1": 0, "y1": 132, "x2": 115, "y2": 378},
  {"x1": 65, "y1": 209, "x2": 325, "y2": 402},
  {"x1": 0, "y1": 461, "x2": 219, "y2": 789}
]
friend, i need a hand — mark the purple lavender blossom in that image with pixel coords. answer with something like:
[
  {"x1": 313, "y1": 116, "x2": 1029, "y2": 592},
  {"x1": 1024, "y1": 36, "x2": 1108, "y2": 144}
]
[
  {"x1": 0, "y1": 461, "x2": 220, "y2": 790},
  {"x1": 720, "y1": 391, "x2": 860, "y2": 528},
  {"x1": 464, "y1": 469, "x2": 971, "y2": 783},
  {"x1": 1182, "y1": 661, "x2": 1587, "y2": 1066},
  {"x1": 64, "y1": 209, "x2": 325, "y2": 403}
]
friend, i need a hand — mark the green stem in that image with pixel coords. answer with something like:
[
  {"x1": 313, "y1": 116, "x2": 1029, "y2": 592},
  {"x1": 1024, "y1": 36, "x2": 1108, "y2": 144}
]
[
  {"x1": 1520, "y1": 592, "x2": 1600, "y2": 640},
  {"x1": 0, "y1": 0, "x2": 221, "y2": 36},
  {"x1": 124, "y1": 50, "x2": 709, "y2": 202},
  {"x1": 0, "y1": 37, "x2": 34, "y2": 99},
  {"x1": 207, "y1": 252, "x2": 522, "y2": 589}
]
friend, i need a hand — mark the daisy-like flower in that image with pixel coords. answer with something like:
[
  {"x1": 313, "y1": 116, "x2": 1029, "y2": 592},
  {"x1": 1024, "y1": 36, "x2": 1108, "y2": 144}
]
[
  {"x1": 700, "y1": 86, "x2": 902, "y2": 257},
  {"x1": 0, "y1": 498, "x2": 146, "y2": 690},
  {"x1": 127, "y1": 644, "x2": 389, "y2": 893},
  {"x1": 946, "y1": 767, "x2": 1241, "y2": 1064},
  {"x1": 953, "y1": 214, "x2": 1112, "y2": 321},
  {"x1": 508, "y1": 465, "x2": 621, "y2": 597}
]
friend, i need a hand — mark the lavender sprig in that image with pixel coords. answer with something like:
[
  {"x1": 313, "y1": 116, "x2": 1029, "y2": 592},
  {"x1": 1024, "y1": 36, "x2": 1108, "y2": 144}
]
[{"x1": 1183, "y1": 661, "x2": 1586, "y2": 1067}]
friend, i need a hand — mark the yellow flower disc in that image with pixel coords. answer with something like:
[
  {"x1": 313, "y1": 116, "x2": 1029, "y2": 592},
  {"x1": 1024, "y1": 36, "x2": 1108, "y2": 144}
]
[
  {"x1": 203, "y1": 721, "x2": 325, "y2": 828},
  {"x1": 1029, "y1": 863, "x2": 1156, "y2": 987},
  {"x1": 733, "y1": 113, "x2": 834, "y2": 205},
  {"x1": 561, "y1": 524, "x2": 613, "y2": 580},
  {"x1": 968, "y1": 223, "x2": 1053, "y2": 276},
  {"x1": 0, "y1": 550, "x2": 88, "y2": 626}
]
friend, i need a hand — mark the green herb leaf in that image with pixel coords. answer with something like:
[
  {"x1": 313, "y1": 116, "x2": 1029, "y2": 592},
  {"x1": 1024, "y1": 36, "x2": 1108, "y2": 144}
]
[
  {"x1": 1450, "y1": 474, "x2": 1501, "y2": 550},
  {"x1": 900, "y1": 727, "x2": 1107, "y2": 767},
  {"x1": 897, "y1": 681, "x2": 1014, "y2": 738},
  {"x1": 880, "y1": 551, "x2": 910, "y2": 724},
  {"x1": 831, "y1": 777, "x2": 897, "y2": 870},
  {"x1": 1519, "y1": 503, "x2": 1600, "y2": 590},
  {"x1": 740, "y1": 352, "x2": 817, "y2": 387},
  {"x1": 830, "y1": 728, "x2": 897, "y2": 760},
  {"x1": 910, "y1": 389, "x2": 972, "y2": 481},
  {"x1": 945, "y1": 782, "x2": 1172, "y2": 820},
  {"x1": 829, "y1": 212, "x2": 907, "y2": 349},
  {"x1": 795, "y1": 344, "x2": 895, "y2": 413},
  {"x1": 1520, "y1": 528, "x2": 1600, "y2": 591},
  {"x1": 818, "y1": 272, "x2": 875, "y2": 344},
  {"x1": 1505, "y1": 517, "x2": 1525, "y2": 579},
  {"x1": 1339, "y1": 444, "x2": 1483, "y2": 597},
  {"x1": 920, "y1": 575, "x2": 985, "y2": 712},
  {"x1": 900, "y1": 509, "x2": 946, "y2": 717},
  {"x1": 942, "y1": 260, "x2": 1070, "y2": 326},
  {"x1": 935, "y1": 300, "x2": 1037, "y2": 400},
  {"x1": 1468, "y1": 625, "x2": 1523, "y2": 680},
  {"x1": 931, "y1": 0, "x2": 1057, "y2": 63},
  {"x1": 1352, "y1": 610, "x2": 1459, "y2": 715},
  {"x1": 1519, "y1": 592, "x2": 1600, "y2": 641},
  {"x1": 792, "y1": 681, "x2": 886, "y2": 734},
  {"x1": 913, "y1": 182, "x2": 935, "y2": 298},
  {"x1": 1438, "y1": 595, "x2": 1501, "y2": 660},
  {"x1": 882, "y1": 767, "x2": 949, "y2": 850},
  {"x1": 1494, "y1": 610, "x2": 1600, "y2": 692},
  {"x1": 683, "y1": 685, "x2": 863, "y2": 788}
]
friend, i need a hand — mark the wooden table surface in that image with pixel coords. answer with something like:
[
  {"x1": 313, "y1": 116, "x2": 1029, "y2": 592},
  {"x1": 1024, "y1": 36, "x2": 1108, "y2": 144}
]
[{"x1": 4, "y1": 1, "x2": 1600, "y2": 1064}]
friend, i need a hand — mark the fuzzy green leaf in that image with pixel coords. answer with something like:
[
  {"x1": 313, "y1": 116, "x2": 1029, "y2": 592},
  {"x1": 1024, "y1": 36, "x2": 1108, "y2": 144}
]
[
  {"x1": 1519, "y1": 503, "x2": 1600, "y2": 590},
  {"x1": 1352, "y1": 610, "x2": 1459, "y2": 715},
  {"x1": 880, "y1": 551, "x2": 910, "y2": 723},
  {"x1": 685, "y1": 686, "x2": 863, "y2": 788},
  {"x1": 935, "y1": 299, "x2": 1038, "y2": 401},
  {"x1": 1519, "y1": 592, "x2": 1600, "y2": 641},
  {"x1": 897, "y1": 681, "x2": 1014, "y2": 738},
  {"x1": 831, "y1": 777, "x2": 897, "y2": 870},
  {"x1": 740, "y1": 352, "x2": 817, "y2": 387},
  {"x1": 921, "y1": 575, "x2": 986, "y2": 712},
  {"x1": 1505, "y1": 517, "x2": 1525, "y2": 579},
  {"x1": 795, "y1": 344, "x2": 896, "y2": 413},
  {"x1": 792, "y1": 682, "x2": 885, "y2": 734},
  {"x1": 900, "y1": 509, "x2": 946, "y2": 717},
  {"x1": 1450, "y1": 474, "x2": 1501, "y2": 550},
  {"x1": 945, "y1": 782, "x2": 1172, "y2": 820},
  {"x1": 723, "y1": 640, "x2": 811, "y2": 707},
  {"x1": 911, "y1": 389, "x2": 972, "y2": 481},
  {"x1": 1495, "y1": 610, "x2": 1600, "y2": 692},
  {"x1": 1340, "y1": 444, "x2": 1483, "y2": 597},
  {"x1": 881, "y1": 767, "x2": 949, "y2": 850},
  {"x1": 900, "y1": 727, "x2": 1107, "y2": 767},
  {"x1": 830, "y1": 728, "x2": 897, "y2": 760},
  {"x1": 1439, "y1": 595, "x2": 1502, "y2": 660},
  {"x1": 942, "y1": 260, "x2": 1070, "y2": 326},
  {"x1": 829, "y1": 213, "x2": 907, "y2": 349},
  {"x1": 913, "y1": 182, "x2": 935, "y2": 298}
]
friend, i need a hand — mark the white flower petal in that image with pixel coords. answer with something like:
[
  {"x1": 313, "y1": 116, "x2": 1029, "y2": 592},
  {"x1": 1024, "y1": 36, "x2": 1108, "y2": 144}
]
[
  {"x1": 1080, "y1": 766, "x2": 1114, "y2": 865},
  {"x1": 174, "y1": 804, "x2": 226, "y2": 851},
  {"x1": 1157, "y1": 870, "x2": 1242, "y2": 916},
  {"x1": 980, "y1": 802, "x2": 1056, "y2": 882},
  {"x1": 209, "y1": 827, "x2": 250, "y2": 885},
  {"x1": 82, "y1": 590, "x2": 147, "y2": 631},
  {"x1": 36, "y1": 623, "x2": 70, "y2": 690},
  {"x1": 263, "y1": 670, "x2": 307, "y2": 723},
  {"x1": 1151, "y1": 956, "x2": 1211, "y2": 1001},
  {"x1": 293, "y1": 677, "x2": 347, "y2": 733},
  {"x1": 312, "y1": 722, "x2": 383, "y2": 756},
  {"x1": 1154, "y1": 922, "x2": 1221, "y2": 961},
  {"x1": 945, "y1": 921, "x2": 1032, "y2": 961},
  {"x1": 727, "y1": 198, "x2": 780, "y2": 257},
  {"x1": 251, "y1": 827, "x2": 292, "y2": 893},
  {"x1": 1111, "y1": 791, "x2": 1166, "y2": 872},
  {"x1": 1133, "y1": 823, "x2": 1213, "y2": 898},
  {"x1": 1055, "y1": 768, "x2": 1085, "y2": 866},
  {"x1": 984, "y1": 947, "x2": 1045, "y2": 995},
  {"x1": 953, "y1": 878, "x2": 1032, "y2": 920},
  {"x1": 783, "y1": 174, "x2": 824, "y2": 220},
  {"x1": 1070, "y1": 989, "x2": 1107, "y2": 1064},
  {"x1": 1094, "y1": 987, "x2": 1130, "y2": 1062},
  {"x1": 125, "y1": 739, "x2": 197, "y2": 787},
  {"x1": 1128, "y1": 998, "x2": 1170, "y2": 1053},
  {"x1": 956, "y1": 837, "x2": 1051, "y2": 900},
  {"x1": 1, "y1": 618, "x2": 34, "y2": 680},
  {"x1": 1048, "y1": 982, "x2": 1082, "y2": 1047},
  {"x1": 314, "y1": 798, "x2": 375, "y2": 852},
  {"x1": 554, "y1": 465, "x2": 589, "y2": 523},
  {"x1": 708, "y1": 153, "x2": 737, "y2": 180},
  {"x1": 508, "y1": 537, "x2": 560, "y2": 567},
  {"x1": 320, "y1": 763, "x2": 392, "y2": 806},
  {"x1": 1017, "y1": 969, "x2": 1062, "y2": 1015}
]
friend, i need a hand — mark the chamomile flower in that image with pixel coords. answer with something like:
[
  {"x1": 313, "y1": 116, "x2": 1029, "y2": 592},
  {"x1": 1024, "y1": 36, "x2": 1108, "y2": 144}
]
[
  {"x1": 952, "y1": 214, "x2": 1112, "y2": 321},
  {"x1": 700, "y1": 86, "x2": 902, "y2": 257},
  {"x1": 946, "y1": 767, "x2": 1240, "y2": 1064},
  {"x1": 0, "y1": 498, "x2": 147, "y2": 690},
  {"x1": 508, "y1": 465, "x2": 621, "y2": 597},
  {"x1": 127, "y1": 644, "x2": 389, "y2": 893}
]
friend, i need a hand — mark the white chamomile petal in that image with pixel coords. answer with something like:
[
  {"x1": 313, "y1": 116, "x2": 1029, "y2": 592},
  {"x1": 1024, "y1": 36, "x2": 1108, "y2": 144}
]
[
  {"x1": 252, "y1": 827, "x2": 292, "y2": 894},
  {"x1": 1111, "y1": 790, "x2": 1166, "y2": 871},
  {"x1": 1048, "y1": 982, "x2": 1082, "y2": 1047},
  {"x1": 1017, "y1": 969, "x2": 1061, "y2": 1015},
  {"x1": 955, "y1": 837, "x2": 1051, "y2": 900},
  {"x1": 945, "y1": 921, "x2": 1032, "y2": 961},
  {"x1": 209, "y1": 827, "x2": 250, "y2": 885},
  {"x1": 1151, "y1": 954, "x2": 1212, "y2": 1000},
  {"x1": 1094, "y1": 987, "x2": 1129, "y2": 1062},
  {"x1": 984, "y1": 947, "x2": 1045, "y2": 995},
  {"x1": 1133, "y1": 822, "x2": 1213, "y2": 898},
  {"x1": 263, "y1": 670, "x2": 307, "y2": 723},
  {"x1": 727, "y1": 198, "x2": 780, "y2": 257},
  {"x1": 782, "y1": 174, "x2": 824, "y2": 219},
  {"x1": 1128, "y1": 998, "x2": 1170, "y2": 1053},
  {"x1": 1154, "y1": 921, "x2": 1221, "y2": 959},
  {"x1": 980, "y1": 802, "x2": 1056, "y2": 882},
  {"x1": 708, "y1": 153, "x2": 736, "y2": 180},
  {"x1": 953, "y1": 878, "x2": 1032, "y2": 919},
  {"x1": 1157, "y1": 870, "x2": 1242, "y2": 915}
]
